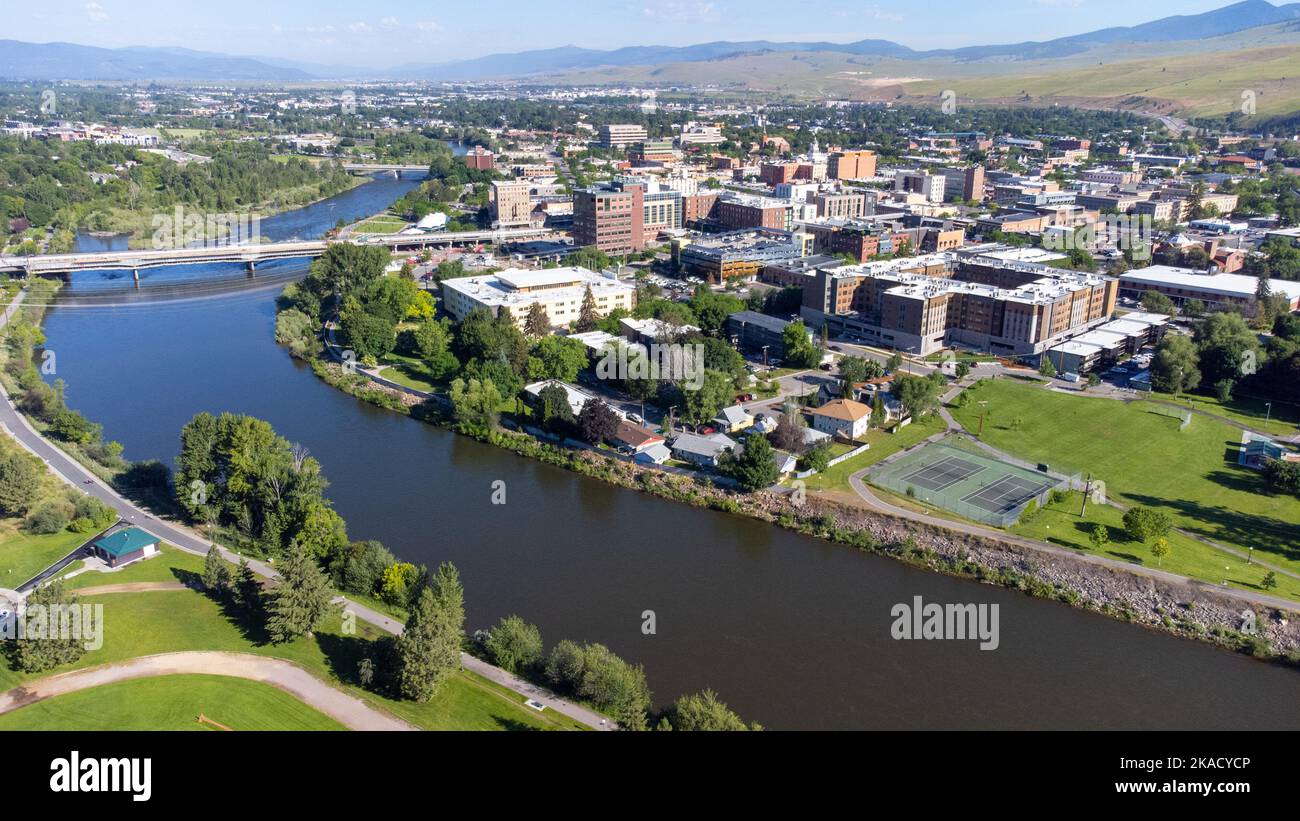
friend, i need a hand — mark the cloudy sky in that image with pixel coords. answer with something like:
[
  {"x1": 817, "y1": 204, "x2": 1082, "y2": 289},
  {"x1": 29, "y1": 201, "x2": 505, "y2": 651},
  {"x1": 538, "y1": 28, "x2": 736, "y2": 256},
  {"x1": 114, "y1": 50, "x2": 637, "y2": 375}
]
[{"x1": 9, "y1": 0, "x2": 1245, "y2": 67}]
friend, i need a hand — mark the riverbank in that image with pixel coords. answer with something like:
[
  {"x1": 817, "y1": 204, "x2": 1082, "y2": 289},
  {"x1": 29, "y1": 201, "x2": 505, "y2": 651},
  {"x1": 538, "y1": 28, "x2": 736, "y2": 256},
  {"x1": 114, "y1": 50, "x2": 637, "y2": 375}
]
[{"x1": 301, "y1": 345, "x2": 1300, "y2": 669}]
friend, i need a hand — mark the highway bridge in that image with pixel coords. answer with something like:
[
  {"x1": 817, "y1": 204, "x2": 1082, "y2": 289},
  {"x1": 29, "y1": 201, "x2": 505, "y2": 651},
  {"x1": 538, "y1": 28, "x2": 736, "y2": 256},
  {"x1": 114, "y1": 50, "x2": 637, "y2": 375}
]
[
  {"x1": 0, "y1": 227, "x2": 556, "y2": 279},
  {"x1": 340, "y1": 163, "x2": 432, "y2": 176}
]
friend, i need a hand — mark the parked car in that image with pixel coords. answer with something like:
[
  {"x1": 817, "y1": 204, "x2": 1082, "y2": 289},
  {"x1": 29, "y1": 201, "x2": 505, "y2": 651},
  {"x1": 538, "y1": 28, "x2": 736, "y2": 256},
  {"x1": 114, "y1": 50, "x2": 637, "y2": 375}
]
[{"x1": 627, "y1": 413, "x2": 644, "y2": 425}]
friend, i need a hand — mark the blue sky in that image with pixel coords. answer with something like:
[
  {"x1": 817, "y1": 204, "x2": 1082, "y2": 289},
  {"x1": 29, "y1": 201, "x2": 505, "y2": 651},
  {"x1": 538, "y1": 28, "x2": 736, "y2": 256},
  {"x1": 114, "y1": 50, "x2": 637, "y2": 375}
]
[{"x1": 11, "y1": 0, "x2": 1245, "y2": 67}]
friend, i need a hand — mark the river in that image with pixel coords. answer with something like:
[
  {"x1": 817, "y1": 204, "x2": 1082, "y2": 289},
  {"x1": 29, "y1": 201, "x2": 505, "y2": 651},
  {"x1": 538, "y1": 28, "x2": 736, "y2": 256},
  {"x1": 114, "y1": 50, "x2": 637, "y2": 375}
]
[{"x1": 36, "y1": 174, "x2": 1300, "y2": 730}]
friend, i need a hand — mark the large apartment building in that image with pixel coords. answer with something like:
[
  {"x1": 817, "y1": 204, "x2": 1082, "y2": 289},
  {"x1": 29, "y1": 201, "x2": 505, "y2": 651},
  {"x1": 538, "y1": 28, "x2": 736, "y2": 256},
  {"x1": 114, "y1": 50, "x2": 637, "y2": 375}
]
[
  {"x1": 441, "y1": 267, "x2": 637, "y2": 329},
  {"x1": 573, "y1": 182, "x2": 646, "y2": 255},
  {"x1": 800, "y1": 254, "x2": 1117, "y2": 356},
  {"x1": 828, "y1": 150, "x2": 877, "y2": 180}
]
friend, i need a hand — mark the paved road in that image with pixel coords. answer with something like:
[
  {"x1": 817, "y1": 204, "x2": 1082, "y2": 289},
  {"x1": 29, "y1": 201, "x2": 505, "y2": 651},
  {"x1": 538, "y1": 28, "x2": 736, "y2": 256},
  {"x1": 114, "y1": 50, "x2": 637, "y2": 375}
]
[
  {"x1": 0, "y1": 651, "x2": 415, "y2": 730},
  {"x1": 0, "y1": 290, "x2": 613, "y2": 731}
]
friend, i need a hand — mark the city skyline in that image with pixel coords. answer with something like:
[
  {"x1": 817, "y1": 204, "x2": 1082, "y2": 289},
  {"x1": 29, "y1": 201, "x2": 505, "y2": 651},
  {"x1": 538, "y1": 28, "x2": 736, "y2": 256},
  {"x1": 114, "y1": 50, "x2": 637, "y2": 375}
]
[{"x1": 6, "y1": 0, "x2": 1245, "y2": 70}]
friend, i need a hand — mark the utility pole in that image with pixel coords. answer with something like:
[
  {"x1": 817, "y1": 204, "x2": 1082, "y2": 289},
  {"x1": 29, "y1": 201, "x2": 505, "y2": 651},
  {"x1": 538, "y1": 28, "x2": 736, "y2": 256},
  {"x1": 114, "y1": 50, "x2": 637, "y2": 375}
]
[
  {"x1": 1080, "y1": 473, "x2": 1092, "y2": 516},
  {"x1": 978, "y1": 400, "x2": 988, "y2": 436}
]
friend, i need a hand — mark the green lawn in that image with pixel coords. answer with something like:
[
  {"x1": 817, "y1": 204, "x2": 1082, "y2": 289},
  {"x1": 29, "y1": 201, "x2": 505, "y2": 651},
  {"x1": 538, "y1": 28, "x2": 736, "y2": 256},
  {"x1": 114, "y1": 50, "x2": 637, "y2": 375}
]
[
  {"x1": 61, "y1": 543, "x2": 206, "y2": 590},
  {"x1": 0, "y1": 526, "x2": 87, "y2": 589},
  {"x1": 0, "y1": 674, "x2": 346, "y2": 731},
  {"x1": 1154, "y1": 391, "x2": 1300, "y2": 437},
  {"x1": 352, "y1": 215, "x2": 410, "y2": 234},
  {"x1": 803, "y1": 414, "x2": 947, "y2": 492},
  {"x1": 948, "y1": 379, "x2": 1300, "y2": 574},
  {"x1": 1011, "y1": 492, "x2": 1300, "y2": 601},
  {"x1": 377, "y1": 352, "x2": 439, "y2": 394},
  {"x1": 0, "y1": 586, "x2": 584, "y2": 730}
]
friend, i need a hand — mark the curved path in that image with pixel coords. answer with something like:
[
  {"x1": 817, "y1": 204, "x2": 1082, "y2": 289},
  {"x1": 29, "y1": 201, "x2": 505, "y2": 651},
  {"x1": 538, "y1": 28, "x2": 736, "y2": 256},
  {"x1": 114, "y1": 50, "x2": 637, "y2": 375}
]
[
  {"x1": 0, "y1": 651, "x2": 414, "y2": 731},
  {"x1": 0, "y1": 289, "x2": 614, "y2": 731}
]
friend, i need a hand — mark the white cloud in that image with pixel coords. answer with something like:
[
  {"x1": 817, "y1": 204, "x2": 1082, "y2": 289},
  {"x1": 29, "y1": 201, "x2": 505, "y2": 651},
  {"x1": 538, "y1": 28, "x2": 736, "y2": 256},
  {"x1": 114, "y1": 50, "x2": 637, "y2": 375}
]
[
  {"x1": 348, "y1": 21, "x2": 374, "y2": 34},
  {"x1": 84, "y1": 2, "x2": 108, "y2": 22},
  {"x1": 640, "y1": 1, "x2": 720, "y2": 23},
  {"x1": 416, "y1": 21, "x2": 442, "y2": 33},
  {"x1": 866, "y1": 4, "x2": 904, "y2": 23},
  {"x1": 1032, "y1": 0, "x2": 1085, "y2": 6},
  {"x1": 380, "y1": 16, "x2": 400, "y2": 28}
]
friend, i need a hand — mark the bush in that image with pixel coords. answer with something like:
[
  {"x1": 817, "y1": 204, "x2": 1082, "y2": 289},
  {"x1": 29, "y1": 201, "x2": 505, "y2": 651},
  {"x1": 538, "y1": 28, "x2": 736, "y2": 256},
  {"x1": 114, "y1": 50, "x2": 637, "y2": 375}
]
[
  {"x1": 24, "y1": 500, "x2": 71, "y2": 534},
  {"x1": 484, "y1": 615, "x2": 544, "y2": 674}
]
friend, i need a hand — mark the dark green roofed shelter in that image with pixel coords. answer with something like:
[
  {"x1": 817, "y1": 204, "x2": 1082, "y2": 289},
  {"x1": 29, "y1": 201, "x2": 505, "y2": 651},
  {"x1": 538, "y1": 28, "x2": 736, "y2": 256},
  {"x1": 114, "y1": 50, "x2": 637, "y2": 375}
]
[{"x1": 90, "y1": 527, "x2": 159, "y2": 568}]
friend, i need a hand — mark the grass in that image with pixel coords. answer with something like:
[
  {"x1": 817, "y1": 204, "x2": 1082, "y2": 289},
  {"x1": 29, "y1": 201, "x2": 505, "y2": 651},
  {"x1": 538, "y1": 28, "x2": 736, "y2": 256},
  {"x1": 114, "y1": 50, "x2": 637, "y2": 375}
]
[
  {"x1": 948, "y1": 379, "x2": 1300, "y2": 575},
  {"x1": 352, "y1": 215, "x2": 410, "y2": 234},
  {"x1": 1155, "y1": 391, "x2": 1300, "y2": 437},
  {"x1": 0, "y1": 525, "x2": 87, "y2": 589},
  {"x1": 803, "y1": 413, "x2": 947, "y2": 493},
  {"x1": 377, "y1": 352, "x2": 439, "y2": 394},
  {"x1": 1011, "y1": 492, "x2": 1300, "y2": 602},
  {"x1": 0, "y1": 674, "x2": 347, "y2": 731},
  {"x1": 60, "y1": 543, "x2": 206, "y2": 590}
]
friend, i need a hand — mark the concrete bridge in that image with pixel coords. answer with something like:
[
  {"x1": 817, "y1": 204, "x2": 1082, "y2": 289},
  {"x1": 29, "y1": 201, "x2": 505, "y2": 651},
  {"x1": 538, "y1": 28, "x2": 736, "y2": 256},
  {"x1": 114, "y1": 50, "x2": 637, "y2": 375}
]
[
  {"x1": 340, "y1": 163, "x2": 432, "y2": 176},
  {"x1": 0, "y1": 227, "x2": 555, "y2": 279}
]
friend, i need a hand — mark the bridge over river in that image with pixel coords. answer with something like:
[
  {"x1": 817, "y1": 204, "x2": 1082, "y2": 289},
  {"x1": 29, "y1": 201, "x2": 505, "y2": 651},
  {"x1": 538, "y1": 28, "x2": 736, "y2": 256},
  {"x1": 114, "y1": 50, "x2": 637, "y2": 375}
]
[{"x1": 0, "y1": 227, "x2": 556, "y2": 280}]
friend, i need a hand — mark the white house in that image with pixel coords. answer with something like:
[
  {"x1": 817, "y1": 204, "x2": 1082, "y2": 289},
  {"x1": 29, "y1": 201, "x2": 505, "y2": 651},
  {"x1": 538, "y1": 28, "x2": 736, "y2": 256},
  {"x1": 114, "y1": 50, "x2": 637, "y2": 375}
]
[{"x1": 809, "y1": 398, "x2": 872, "y2": 440}]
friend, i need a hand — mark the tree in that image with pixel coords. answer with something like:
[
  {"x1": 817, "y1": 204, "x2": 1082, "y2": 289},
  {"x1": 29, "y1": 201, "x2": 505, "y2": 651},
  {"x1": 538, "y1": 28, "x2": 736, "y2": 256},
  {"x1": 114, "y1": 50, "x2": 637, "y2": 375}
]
[
  {"x1": 1087, "y1": 372, "x2": 1101, "y2": 388},
  {"x1": 887, "y1": 352, "x2": 904, "y2": 373},
  {"x1": 266, "y1": 543, "x2": 336, "y2": 643},
  {"x1": 577, "y1": 398, "x2": 621, "y2": 445},
  {"x1": 575, "y1": 285, "x2": 599, "y2": 332},
  {"x1": 484, "y1": 615, "x2": 544, "y2": 674},
  {"x1": 576, "y1": 643, "x2": 652, "y2": 731},
  {"x1": 837, "y1": 356, "x2": 881, "y2": 395},
  {"x1": 10, "y1": 580, "x2": 86, "y2": 673},
  {"x1": 771, "y1": 406, "x2": 809, "y2": 453},
  {"x1": 1150, "y1": 334, "x2": 1201, "y2": 395},
  {"x1": 201, "y1": 546, "x2": 231, "y2": 594},
  {"x1": 527, "y1": 336, "x2": 588, "y2": 383},
  {"x1": 1150, "y1": 537, "x2": 1171, "y2": 566},
  {"x1": 781, "y1": 320, "x2": 820, "y2": 369},
  {"x1": 233, "y1": 558, "x2": 262, "y2": 612},
  {"x1": 1262, "y1": 571, "x2": 1278, "y2": 591},
  {"x1": 545, "y1": 639, "x2": 587, "y2": 689},
  {"x1": 799, "y1": 440, "x2": 832, "y2": 473},
  {"x1": 1038, "y1": 356, "x2": 1057, "y2": 378},
  {"x1": 1195, "y1": 312, "x2": 1260, "y2": 386},
  {"x1": 340, "y1": 302, "x2": 397, "y2": 363},
  {"x1": 397, "y1": 563, "x2": 464, "y2": 701},
  {"x1": 1141, "y1": 290, "x2": 1177, "y2": 316},
  {"x1": 0, "y1": 450, "x2": 42, "y2": 516},
  {"x1": 667, "y1": 689, "x2": 755, "y2": 731},
  {"x1": 537, "y1": 383, "x2": 576, "y2": 434},
  {"x1": 1122, "y1": 506, "x2": 1172, "y2": 543},
  {"x1": 524, "y1": 302, "x2": 551, "y2": 338},
  {"x1": 955, "y1": 360, "x2": 971, "y2": 380},
  {"x1": 448, "y1": 377, "x2": 503, "y2": 433},
  {"x1": 724, "y1": 434, "x2": 781, "y2": 491},
  {"x1": 680, "y1": 370, "x2": 733, "y2": 426},
  {"x1": 1088, "y1": 523, "x2": 1110, "y2": 550},
  {"x1": 305, "y1": 242, "x2": 388, "y2": 300},
  {"x1": 892, "y1": 373, "x2": 945, "y2": 419}
]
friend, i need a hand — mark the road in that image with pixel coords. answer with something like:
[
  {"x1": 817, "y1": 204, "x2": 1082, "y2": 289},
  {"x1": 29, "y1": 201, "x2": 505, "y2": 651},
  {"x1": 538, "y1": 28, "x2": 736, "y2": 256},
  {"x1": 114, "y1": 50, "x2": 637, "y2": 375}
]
[
  {"x1": 0, "y1": 288, "x2": 614, "y2": 731},
  {"x1": 0, "y1": 651, "x2": 416, "y2": 731}
]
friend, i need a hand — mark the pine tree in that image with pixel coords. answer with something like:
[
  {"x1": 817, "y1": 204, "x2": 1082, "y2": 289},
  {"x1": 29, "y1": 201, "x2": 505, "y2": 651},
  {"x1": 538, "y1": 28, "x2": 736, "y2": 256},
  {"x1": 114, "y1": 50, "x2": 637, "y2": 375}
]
[
  {"x1": 234, "y1": 558, "x2": 262, "y2": 612},
  {"x1": 11, "y1": 581, "x2": 86, "y2": 673},
  {"x1": 201, "y1": 545, "x2": 231, "y2": 595},
  {"x1": 575, "y1": 285, "x2": 599, "y2": 332},
  {"x1": 397, "y1": 562, "x2": 464, "y2": 701},
  {"x1": 266, "y1": 543, "x2": 336, "y2": 643},
  {"x1": 524, "y1": 302, "x2": 551, "y2": 338}
]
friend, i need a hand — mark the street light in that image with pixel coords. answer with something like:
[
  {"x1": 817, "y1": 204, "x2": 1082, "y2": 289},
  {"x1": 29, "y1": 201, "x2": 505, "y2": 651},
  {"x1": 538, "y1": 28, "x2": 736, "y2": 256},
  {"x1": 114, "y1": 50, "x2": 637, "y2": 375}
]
[{"x1": 1265, "y1": 402, "x2": 1273, "y2": 427}]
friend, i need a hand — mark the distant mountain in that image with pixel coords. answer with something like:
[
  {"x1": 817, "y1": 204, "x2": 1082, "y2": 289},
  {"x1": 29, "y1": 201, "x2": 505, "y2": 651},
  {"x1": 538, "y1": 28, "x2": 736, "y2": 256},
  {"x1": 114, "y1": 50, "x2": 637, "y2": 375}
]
[
  {"x1": 0, "y1": 41, "x2": 311, "y2": 81},
  {"x1": 2, "y1": 0, "x2": 1299, "y2": 82},
  {"x1": 404, "y1": 0, "x2": 1300, "y2": 79}
]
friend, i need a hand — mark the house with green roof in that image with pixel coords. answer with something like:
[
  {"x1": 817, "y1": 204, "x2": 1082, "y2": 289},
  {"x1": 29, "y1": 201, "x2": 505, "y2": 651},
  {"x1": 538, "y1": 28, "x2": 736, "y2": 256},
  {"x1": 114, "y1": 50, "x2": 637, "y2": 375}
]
[{"x1": 90, "y1": 527, "x2": 159, "y2": 568}]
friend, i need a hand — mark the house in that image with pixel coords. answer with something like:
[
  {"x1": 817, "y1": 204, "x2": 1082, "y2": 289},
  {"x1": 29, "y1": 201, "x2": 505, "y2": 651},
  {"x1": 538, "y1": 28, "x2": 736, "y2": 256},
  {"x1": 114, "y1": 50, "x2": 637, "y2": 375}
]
[
  {"x1": 634, "y1": 443, "x2": 672, "y2": 465},
  {"x1": 522, "y1": 379, "x2": 595, "y2": 416},
  {"x1": 90, "y1": 527, "x2": 159, "y2": 568},
  {"x1": 809, "y1": 398, "x2": 872, "y2": 440},
  {"x1": 670, "y1": 432, "x2": 737, "y2": 468},
  {"x1": 771, "y1": 450, "x2": 798, "y2": 476},
  {"x1": 1239, "y1": 432, "x2": 1299, "y2": 469},
  {"x1": 801, "y1": 426, "x2": 832, "y2": 448},
  {"x1": 749, "y1": 413, "x2": 779, "y2": 434},
  {"x1": 713, "y1": 405, "x2": 754, "y2": 434},
  {"x1": 610, "y1": 420, "x2": 665, "y2": 454}
]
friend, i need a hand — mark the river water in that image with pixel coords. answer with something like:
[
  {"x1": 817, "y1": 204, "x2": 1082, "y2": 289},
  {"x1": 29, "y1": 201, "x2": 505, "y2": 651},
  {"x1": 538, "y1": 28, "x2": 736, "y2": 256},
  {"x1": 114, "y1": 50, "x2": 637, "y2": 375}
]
[{"x1": 36, "y1": 174, "x2": 1300, "y2": 729}]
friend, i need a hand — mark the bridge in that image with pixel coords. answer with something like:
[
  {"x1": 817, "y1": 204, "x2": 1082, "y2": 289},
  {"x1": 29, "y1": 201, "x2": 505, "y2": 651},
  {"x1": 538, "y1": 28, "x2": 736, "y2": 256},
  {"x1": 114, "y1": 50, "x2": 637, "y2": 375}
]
[
  {"x1": 340, "y1": 163, "x2": 432, "y2": 176},
  {"x1": 0, "y1": 227, "x2": 556, "y2": 279}
]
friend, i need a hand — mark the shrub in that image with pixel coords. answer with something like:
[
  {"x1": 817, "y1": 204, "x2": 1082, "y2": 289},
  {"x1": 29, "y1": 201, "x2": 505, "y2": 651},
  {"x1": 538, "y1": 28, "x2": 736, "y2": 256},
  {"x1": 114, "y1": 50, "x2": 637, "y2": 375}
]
[{"x1": 24, "y1": 500, "x2": 71, "y2": 534}]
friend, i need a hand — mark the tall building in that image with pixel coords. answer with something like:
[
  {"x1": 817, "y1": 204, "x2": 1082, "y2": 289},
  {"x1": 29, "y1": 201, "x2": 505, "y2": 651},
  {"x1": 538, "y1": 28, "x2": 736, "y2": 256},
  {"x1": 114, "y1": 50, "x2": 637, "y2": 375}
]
[
  {"x1": 894, "y1": 171, "x2": 946, "y2": 204},
  {"x1": 828, "y1": 150, "x2": 877, "y2": 180},
  {"x1": 573, "y1": 182, "x2": 646, "y2": 255},
  {"x1": 463, "y1": 146, "x2": 495, "y2": 171},
  {"x1": 716, "y1": 193, "x2": 793, "y2": 232},
  {"x1": 939, "y1": 165, "x2": 986, "y2": 203},
  {"x1": 490, "y1": 180, "x2": 533, "y2": 228},
  {"x1": 599, "y1": 124, "x2": 649, "y2": 149}
]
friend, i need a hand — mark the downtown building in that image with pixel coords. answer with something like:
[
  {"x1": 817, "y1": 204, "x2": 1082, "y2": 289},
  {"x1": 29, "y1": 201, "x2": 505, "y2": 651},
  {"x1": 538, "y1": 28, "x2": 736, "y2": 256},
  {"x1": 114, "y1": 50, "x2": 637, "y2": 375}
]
[
  {"x1": 490, "y1": 180, "x2": 534, "y2": 229},
  {"x1": 440, "y1": 267, "x2": 637, "y2": 329},
  {"x1": 573, "y1": 181, "x2": 646, "y2": 255},
  {"x1": 800, "y1": 254, "x2": 1118, "y2": 357},
  {"x1": 599, "y1": 123, "x2": 649, "y2": 149}
]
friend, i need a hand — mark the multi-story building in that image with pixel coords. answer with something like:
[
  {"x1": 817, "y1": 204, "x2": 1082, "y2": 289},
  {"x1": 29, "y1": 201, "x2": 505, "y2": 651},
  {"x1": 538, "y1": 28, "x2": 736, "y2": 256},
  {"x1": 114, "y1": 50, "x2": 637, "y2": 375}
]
[
  {"x1": 894, "y1": 171, "x2": 946, "y2": 204},
  {"x1": 490, "y1": 180, "x2": 533, "y2": 228},
  {"x1": 716, "y1": 193, "x2": 793, "y2": 232},
  {"x1": 599, "y1": 123, "x2": 649, "y2": 149},
  {"x1": 441, "y1": 267, "x2": 637, "y2": 328},
  {"x1": 813, "y1": 191, "x2": 868, "y2": 220},
  {"x1": 573, "y1": 182, "x2": 646, "y2": 254},
  {"x1": 800, "y1": 254, "x2": 1117, "y2": 356},
  {"x1": 463, "y1": 146, "x2": 495, "y2": 171},
  {"x1": 679, "y1": 123, "x2": 725, "y2": 145},
  {"x1": 760, "y1": 162, "x2": 800, "y2": 186},
  {"x1": 630, "y1": 140, "x2": 677, "y2": 165},
  {"x1": 1118, "y1": 265, "x2": 1300, "y2": 311},
  {"x1": 828, "y1": 150, "x2": 877, "y2": 180},
  {"x1": 939, "y1": 165, "x2": 986, "y2": 203},
  {"x1": 675, "y1": 229, "x2": 810, "y2": 283}
]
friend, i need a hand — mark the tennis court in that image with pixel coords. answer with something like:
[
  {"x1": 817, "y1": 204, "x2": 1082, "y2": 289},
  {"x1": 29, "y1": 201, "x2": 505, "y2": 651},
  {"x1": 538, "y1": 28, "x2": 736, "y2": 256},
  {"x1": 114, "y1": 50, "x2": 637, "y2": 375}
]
[{"x1": 868, "y1": 437, "x2": 1065, "y2": 527}]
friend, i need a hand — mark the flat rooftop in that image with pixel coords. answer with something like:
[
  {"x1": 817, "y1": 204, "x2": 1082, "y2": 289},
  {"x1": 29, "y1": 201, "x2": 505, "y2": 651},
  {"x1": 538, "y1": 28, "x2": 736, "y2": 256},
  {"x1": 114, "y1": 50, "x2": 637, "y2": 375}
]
[{"x1": 1120, "y1": 266, "x2": 1300, "y2": 301}]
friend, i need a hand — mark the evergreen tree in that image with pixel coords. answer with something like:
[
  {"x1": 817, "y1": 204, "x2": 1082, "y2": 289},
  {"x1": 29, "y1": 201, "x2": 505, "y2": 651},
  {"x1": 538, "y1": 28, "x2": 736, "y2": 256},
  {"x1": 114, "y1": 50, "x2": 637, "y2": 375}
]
[
  {"x1": 201, "y1": 545, "x2": 232, "y2": 594},
  {"x1": 11, "y1": 581, "x2": 86, "y2": 673},
  {"x1": 524, "y1": 302, "x2": 551, "y2": 338},
  {"x1": 233, "y1": 558, "x2": 263, "y2": 613},
  {"x1": 266, "y1": 543, "x2": 335, "y2": 643},
  {"x1": 397, "y1": 563, "x2": 464, "y2": 701},
  {"x1": 575, "y1": 285, "x2": 599, "y2": 332}
]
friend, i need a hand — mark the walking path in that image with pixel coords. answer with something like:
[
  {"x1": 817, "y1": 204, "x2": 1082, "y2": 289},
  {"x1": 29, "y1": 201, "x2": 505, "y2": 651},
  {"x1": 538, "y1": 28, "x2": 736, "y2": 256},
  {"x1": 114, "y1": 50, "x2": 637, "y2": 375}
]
[
  {"x1": 0, "y1": 289, "x2": 613, "y2": 731},
  {"x1": 0, "y1": 651, "x2": 415, "y2": 731}
]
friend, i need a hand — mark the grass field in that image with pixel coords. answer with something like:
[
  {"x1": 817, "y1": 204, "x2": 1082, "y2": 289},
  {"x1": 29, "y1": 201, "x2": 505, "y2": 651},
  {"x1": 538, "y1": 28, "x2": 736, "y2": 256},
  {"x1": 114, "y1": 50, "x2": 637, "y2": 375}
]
[
  {"x1": 352, "y1": 215, "x2": 410, "y2": 234},
  {"x1": 1011, "y1": 492, "x2": 1300, "y2": 601},
  {"x1": 1155, "y1": 392, "x2": 1300, "y2": 438},
  {"x1": 60, "y1": 543, "x2": 206, "y2": 590},
  {"x1": 948, "y1": 379, "x2": 1300, "y2": 574},
  {"x1": 0, "y1": 526, "x2": 87, "y2": 589},
  {"x1": 377, "y1": 351, "x2": 439, "y2": 394},
  {"x1": 0, "y1": 587, "x2": 586, "y2": 730},
  {"x1": 0, "y1": 674, "x2": 346, "y2": 731}
]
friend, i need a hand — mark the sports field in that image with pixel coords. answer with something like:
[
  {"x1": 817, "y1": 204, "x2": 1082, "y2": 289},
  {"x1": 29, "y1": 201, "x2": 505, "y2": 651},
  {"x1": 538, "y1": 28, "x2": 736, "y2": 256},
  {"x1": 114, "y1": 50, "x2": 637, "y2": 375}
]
[{"x1": 869, "y1": 438, "x2": 1062, "y2": 526}]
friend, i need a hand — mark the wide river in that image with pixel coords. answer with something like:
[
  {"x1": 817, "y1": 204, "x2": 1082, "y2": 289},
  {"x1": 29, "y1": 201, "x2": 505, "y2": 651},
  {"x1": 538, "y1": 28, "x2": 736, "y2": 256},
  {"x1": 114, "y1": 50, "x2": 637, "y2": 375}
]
[{"x1": 37, "y1": 173, "x2": 1300, "y2": 729}]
